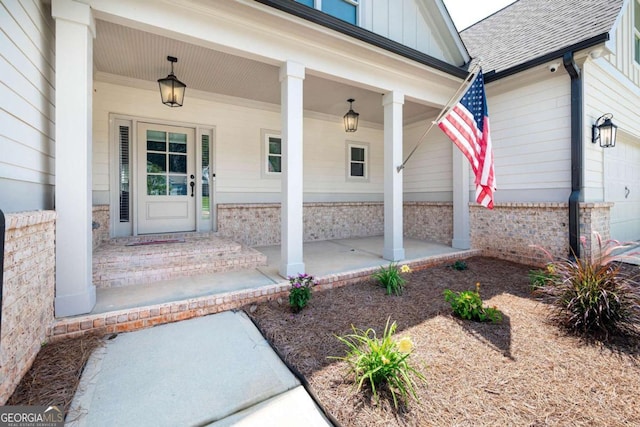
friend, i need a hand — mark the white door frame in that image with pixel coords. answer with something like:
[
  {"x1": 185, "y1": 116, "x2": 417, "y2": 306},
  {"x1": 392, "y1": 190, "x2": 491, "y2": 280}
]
[{"x1": 108, "y1": 114, "x2": 216, "y2": 236}]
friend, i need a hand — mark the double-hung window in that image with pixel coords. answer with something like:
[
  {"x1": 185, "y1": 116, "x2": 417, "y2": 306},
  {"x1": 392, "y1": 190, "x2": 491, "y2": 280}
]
[
  {"x1": 635, "y1": 0, "x2": 640, "y2": 64},
  {"x1": 263, "y1": 132, "x2": 282, "y2": 176},
  {"x1": 296, "y1": 0, "x2": 359, "y2": 25},
  {"x1": 346, "y1": 142, "x2": 368, "y2": 181}
]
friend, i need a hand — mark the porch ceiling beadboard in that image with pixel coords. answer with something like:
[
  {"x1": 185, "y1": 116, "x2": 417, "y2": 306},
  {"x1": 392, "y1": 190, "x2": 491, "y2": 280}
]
[{"x1": 93, "y1": 20, "x2": 439, "y2": 124}]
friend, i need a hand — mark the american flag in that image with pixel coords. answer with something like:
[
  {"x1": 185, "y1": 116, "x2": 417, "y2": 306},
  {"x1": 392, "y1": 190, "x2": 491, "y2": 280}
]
[{"x1": 437, "y1": 70, "x2": 496, "y2": 209}]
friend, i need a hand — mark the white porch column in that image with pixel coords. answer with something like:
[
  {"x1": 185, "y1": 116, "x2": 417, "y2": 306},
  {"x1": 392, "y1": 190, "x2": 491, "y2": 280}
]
[
  {"x1": 279, "y1": 61, "x2": 306, "y2": 277},
  {"x1": 52, "y1": 0, "x2": 96, "y2": 316},
  {"x1": 452, "y1": 146, "x2": 471, "y2": 249},
  {"x1": 382, "y1": 91, "x2": 405, "y2": 261}
]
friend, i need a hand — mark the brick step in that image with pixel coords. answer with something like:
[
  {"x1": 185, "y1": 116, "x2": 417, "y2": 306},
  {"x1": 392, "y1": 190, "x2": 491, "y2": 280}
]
[
  {"x1": 93, "y1": 234, "x2": 243, "y2": 269},
  {"x1": 93, "y1": 247, "x2": 267, "y2": 288}
]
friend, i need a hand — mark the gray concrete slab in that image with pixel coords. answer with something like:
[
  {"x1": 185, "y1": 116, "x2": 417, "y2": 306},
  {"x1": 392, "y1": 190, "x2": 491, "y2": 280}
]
[
  {"x1": 93, "y1": 269, "x2": 276, "y2": 314},
  {"x1": 256, "y1": 236, "x2": 459, "y2": 280},
  {"x1": 67, "y1": 312, "x2": 302, "y2": 427},
  {"x1": 210, "y1": 386, "x2": 331, "y2": 427}
]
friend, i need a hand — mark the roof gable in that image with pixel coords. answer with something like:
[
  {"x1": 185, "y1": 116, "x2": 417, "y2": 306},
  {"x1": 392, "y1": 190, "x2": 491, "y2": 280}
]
[{"x1": 460, "y1": 0, "x2": 624, "y2": 74}]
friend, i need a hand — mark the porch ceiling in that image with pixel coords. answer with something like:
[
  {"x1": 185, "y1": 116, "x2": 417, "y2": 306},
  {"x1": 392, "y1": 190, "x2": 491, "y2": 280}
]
[{"x1": 93, "y1": 20, "x2": 439, "y2": 125}]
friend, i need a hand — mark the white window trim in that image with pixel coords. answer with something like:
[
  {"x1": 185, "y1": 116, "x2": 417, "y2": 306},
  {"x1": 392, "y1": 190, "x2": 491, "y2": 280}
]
[
  {"x1": 635, "y1": 0, "x2": 640, "y2": 65},
  {"x1": 261, "y1": 129, "x2": 282, "y2": 179},
  {"x1": 346, "y1": 141, "x2": 369, "y2": 182}
]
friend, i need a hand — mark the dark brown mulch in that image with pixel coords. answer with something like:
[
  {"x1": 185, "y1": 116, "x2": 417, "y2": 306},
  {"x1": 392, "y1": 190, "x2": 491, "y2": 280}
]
[
  {"x1": 246, "y1": 256, "x2": 640, "y2": 427},
  {"x1": 7, "y1": 335, "x2": 103, "y2": 415}
]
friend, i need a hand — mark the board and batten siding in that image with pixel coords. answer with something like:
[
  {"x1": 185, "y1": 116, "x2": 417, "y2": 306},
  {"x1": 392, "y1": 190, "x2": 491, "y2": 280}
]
[
  {"x1": 0, "y1": 0, "x2": 55, "y2": 212},
  {"x1": 360, "y1": 0, "x2": 450, "y2": 63},
  {"x1": 485, "y1": 73, "x2": 572, "y2": 202},
  {"x1": 92, "y1": 80, "x2": 384, "y2": 205},
  {"x1": 402, "y1": 119, "x2": 453, "y2": 201},
  {"x1": 605, "y1": 0, "x2": 640, "y2": 87}
]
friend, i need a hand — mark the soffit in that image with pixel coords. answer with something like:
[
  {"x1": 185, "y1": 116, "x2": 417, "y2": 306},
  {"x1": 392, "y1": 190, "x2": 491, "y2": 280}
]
[{"x1": 93, "y1": 19, "x2": 439, "y2": 124}]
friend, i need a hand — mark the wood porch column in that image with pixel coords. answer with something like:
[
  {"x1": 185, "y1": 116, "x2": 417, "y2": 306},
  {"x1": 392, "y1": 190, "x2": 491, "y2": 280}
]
[
  {"x1": 452, "y1": 146, "x2": 471, "y2": 249},
  {"x1": 279, "y1": 61, "x2": 306, "y2": 277},
  {"x1": 52, "y1": 0, "x2": 96, "y2": 316},
  {"x1": 382, "y1": 91, "x2": 405, "y2": 261}
]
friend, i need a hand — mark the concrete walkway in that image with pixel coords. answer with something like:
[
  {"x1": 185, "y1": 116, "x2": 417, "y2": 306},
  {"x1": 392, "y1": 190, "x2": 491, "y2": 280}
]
[{"x1": 67, "y1": 312, "x2": 332, "y2": 426}]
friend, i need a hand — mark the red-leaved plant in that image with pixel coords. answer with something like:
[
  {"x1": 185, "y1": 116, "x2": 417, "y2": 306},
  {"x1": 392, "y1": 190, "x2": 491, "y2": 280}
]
[{"x1": 531, "y1": 232, "x2": 640, "y2": 339}]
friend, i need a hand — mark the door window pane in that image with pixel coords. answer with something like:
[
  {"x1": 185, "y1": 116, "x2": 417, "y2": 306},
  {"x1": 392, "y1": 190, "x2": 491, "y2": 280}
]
[
  {"x1": 147, "y1": 175, "x2": 166, "y2": 195},
  {"x1": 169, "y1": 154, "x2": 187, "y2": 173},
  {"x1": 147, "y1": 130, "x2": 166, "y2": 151},
  {"x1": 169, "y1": 176, "x2": 187, "y2": 195},
  {"x1": 147, "y1": 153, "x2": 166, "y2": 173}
]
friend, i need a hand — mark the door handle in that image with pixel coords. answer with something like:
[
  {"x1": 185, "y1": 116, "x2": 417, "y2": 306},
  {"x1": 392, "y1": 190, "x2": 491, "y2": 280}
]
[{"x1": 190, "y1": 181, "x2": 195, "y2": 197}]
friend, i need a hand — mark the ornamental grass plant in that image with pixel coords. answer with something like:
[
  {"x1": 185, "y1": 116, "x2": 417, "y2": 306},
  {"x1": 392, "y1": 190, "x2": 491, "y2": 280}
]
[{"x1": 532, "y1": 233, "x2": 640, "y2": 339}]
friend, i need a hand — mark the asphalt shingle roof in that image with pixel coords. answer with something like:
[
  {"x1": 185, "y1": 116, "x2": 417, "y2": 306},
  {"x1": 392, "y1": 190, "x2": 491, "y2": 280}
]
[{"x1": 460, "y1": 0, "x2": 624, "y2": 74}]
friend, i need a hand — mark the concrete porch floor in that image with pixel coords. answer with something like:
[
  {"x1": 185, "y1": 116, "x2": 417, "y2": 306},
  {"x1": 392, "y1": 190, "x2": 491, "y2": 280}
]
[{"x1": 92, "y1": 236, "x2": 464, "y2": 314}]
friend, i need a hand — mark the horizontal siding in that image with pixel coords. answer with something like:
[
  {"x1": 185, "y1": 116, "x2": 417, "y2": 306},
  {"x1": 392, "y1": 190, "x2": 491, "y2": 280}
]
[
  {"x1": 486, "y1": 74, "x2": 571, "y2": 201},
  {"x1": 92, "y1": 81, "x2": 384, "y2": 198},
  {"x1": 402, "y1": 121, "x2": 453, "y2": 193},
  {"x1": 583, "y1": 59, "x2": 640, "y2": 202},
  {"x1": 0, "y1": 0, "x2": 55, "y2": 212}
]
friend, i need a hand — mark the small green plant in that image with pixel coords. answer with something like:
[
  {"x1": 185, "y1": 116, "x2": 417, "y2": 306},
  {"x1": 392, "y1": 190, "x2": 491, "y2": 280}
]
[
  {"x1": 443, "y1": 283, "x2": 503, "y2": 322},
  {"x1": 450, "y1": 260, "x2": 468, "y2": 271},
  {"x1": 372, "y1": 263, "x2": 411, "y2": 295},
  {"x1": 288, "y1": 273, "x2": 315, "y2": 312},
  {"x1": 528, "y1": 264, "x2": 557, "y2": 290},
  {"x1": 331, "y1": 318, "x2": 426, "y2": 409},
  {"x1": 532, "y1": 232, "x2": 640, "y2": 338}
]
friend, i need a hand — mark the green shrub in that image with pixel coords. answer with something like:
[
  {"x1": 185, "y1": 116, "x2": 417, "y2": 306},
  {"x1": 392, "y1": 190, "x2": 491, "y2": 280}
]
[
  {"x1": 288, "y1": 273, "x2": 315, "y2": 312},
  {"x1": 443, "y1": 283, "x2": 502, "y2": 322},
  {"x1": 450, "y1": 260, "x2": 468, "y2": 271},
  {"x1": 332, "y1": 318, "x2": 426, "y2": 408},
  {"x1": 372, "y1": 263, "x2": 411, "y2": 296},
  {"x1": 532, "y1": 233, "x2": 640, "y2": 338}
]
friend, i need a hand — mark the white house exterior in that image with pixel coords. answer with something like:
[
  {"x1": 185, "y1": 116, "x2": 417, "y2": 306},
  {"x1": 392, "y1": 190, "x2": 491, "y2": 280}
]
[{"x1": 1, "y1": 0, "x2": 639, "y2": 404}]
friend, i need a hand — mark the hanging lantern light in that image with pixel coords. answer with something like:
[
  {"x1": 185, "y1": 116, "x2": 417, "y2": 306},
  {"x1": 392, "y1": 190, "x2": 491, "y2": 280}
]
[
  {"x1": 343, "y1": 98, "x2": 359, "y2": 132},
  {"x1": 158, "y1": 56, "x2": 186, "y2": 107}
]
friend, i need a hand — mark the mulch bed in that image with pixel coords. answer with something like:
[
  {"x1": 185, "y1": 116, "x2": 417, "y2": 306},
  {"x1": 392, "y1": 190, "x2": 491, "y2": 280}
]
[
  {"x1": 246, "y1": 256, "x2": 640, "y2": 427},
  {"x1": 8, "y1": 257, "x2": 639, "y2": 426},
  {"x1": 7, "y1": 335, "x2": 103, "y2": 415}
]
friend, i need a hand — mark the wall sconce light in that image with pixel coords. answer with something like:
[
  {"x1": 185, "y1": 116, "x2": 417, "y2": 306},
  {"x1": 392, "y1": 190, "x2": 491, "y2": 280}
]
[
  {"x1": 343, "y1": 98, "x2": 359, "y2": 132},
  {"x1": 158, "y1": 56, "x2": 186, "y2": 107},
  {"x1": 592, "y1": 113, "x2": 617, "y2": 148}
]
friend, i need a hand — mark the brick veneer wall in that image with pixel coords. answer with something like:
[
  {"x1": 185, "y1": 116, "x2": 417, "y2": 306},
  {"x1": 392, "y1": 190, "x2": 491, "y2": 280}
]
[
  {"x1": 92, "y1": 205, "x2": 109, "y2": 250},
  {"x1": 404, "y1": 202, "x2": 452, "y2": 245},
  {"x1": 217, "y1": 202, "x2": 386, "y2": 246},
  {"x1": 470, "y1": 202, "x2": 613, "y2": 266},
  {"x1": 579, "y1": 203, "x2": 613, "y2": 262},
  {"x1": 1, "y1": 211, "x2": 56, "y2": 404},
  {"x1": 217, "y1": 202, "x2": 453, "y2": 247}
]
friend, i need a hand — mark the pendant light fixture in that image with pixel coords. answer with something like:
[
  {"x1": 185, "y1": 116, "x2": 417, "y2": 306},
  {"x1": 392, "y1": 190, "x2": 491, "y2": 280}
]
[
  {"x1": 343, "y1": 98, "x2": 359, "y2": 132},
  {"x1": 158, "y1": 56, "x2": 186, "y2": 107}
]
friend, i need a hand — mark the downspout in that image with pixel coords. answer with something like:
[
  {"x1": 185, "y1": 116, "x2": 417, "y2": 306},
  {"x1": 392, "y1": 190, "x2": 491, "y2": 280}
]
[{"x1": 562, "y1": 52, "x2": 582, "y2": 258}]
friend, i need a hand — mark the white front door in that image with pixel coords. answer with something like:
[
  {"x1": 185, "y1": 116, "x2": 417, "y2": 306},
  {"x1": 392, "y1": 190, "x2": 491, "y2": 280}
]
[{"x1": 137, "y1": 123, "x2": 196, "y2": 234}]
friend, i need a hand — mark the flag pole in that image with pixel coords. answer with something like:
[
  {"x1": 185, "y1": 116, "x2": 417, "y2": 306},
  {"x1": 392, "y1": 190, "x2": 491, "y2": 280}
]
[{"x1": 396, "y1": 61, "x2": 482, "y2": 173}]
